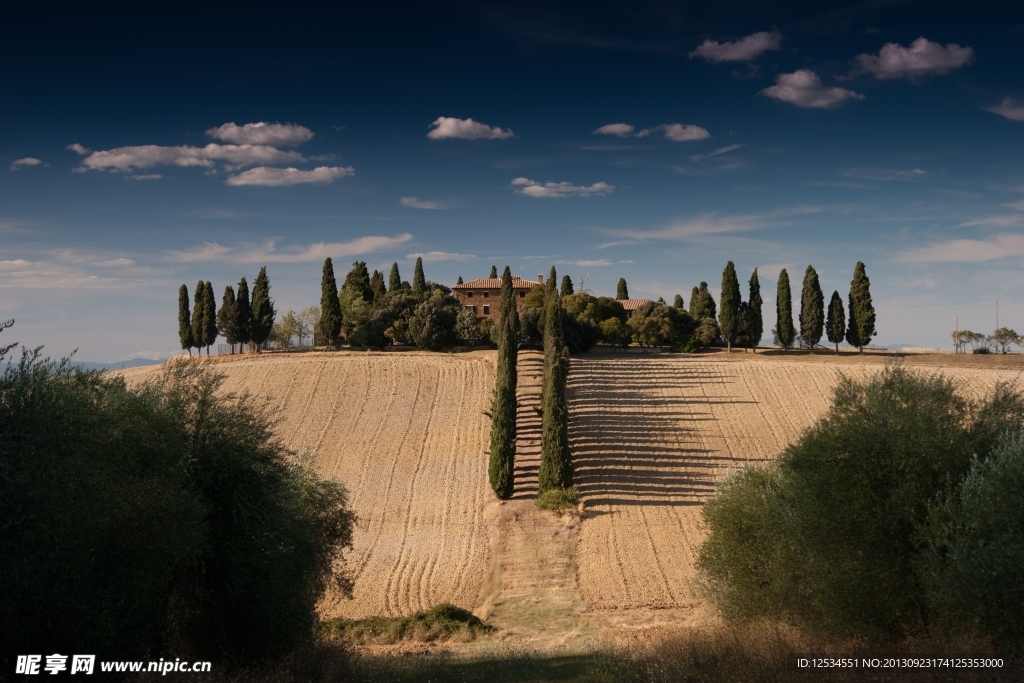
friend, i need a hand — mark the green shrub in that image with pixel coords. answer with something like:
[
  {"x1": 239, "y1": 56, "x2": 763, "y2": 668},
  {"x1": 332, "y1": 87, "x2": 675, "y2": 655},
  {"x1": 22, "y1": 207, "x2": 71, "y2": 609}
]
[
  {"x1": 535, "y1": 486, "x2": 580, "y2": 514},
  {"x1": 321, "y1": 604, "x2": 492, "y2": 644},
  {"x1": 671, "y1": 335, "x2": 701, "y2": 353}
]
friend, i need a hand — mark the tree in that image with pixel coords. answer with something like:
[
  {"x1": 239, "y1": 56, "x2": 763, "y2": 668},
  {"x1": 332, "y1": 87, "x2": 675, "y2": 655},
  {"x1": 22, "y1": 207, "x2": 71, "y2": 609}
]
[
  {"x1": 846, "y1": 261, "x2": 876, "y2": 353},
  {"x1": 389, "y1": 262, "x2": 402, "y2": 292},
  {"x1": 235, "y1": 277, "x2": 252, "y2": 353},
  {"x1": 412, "y1": 257, "x2": 426, "y2": 296},
  {"x1": 489, "y1": 265, "x2": 498, "y2": 279},
  {"x1": 299, "y1": 306, "x2": 320, "y2": 346},
  {"x1": 799, "y1": 265, "x2": 824, "y2": 352},
  {"x1": 370, "y1": 269, "x2": 386, "y2": 302},
  {"x1": 616, "y1": 278, "x2": 629, "y2": 300},
  {"x1": 689, "y1": 286, "x2": 700, "y2": 317},
  {"x1": 217, "y1": 286, "x2": 239, "y2": 353},
  {"x1": 748, "y1": 269, "x2": 763, "y2": 353},
  {"x1": 628, "y1": 301, "x2": 675, "y2": 347},
  {"x1": 988, "y1": 327, "x2": 1019, "y2": 355},
  {"x1": 489, "y1": 267, "x2": 518, "y2": 499},
  {"x1": 719, "y1": 261, "x2": 741, "y2": 352},
  {"x1": 343, "y1": 261, "x2": 373, "y2": 302},
  {"x1": 319, "y1": 258, "x2": 343, "y2": 349},
  {"x1": 178, "y1": 284, "x2": 194, "y2": 356},
  {"x1": 203, "y1": 281, "x2": 217, "y2": 355},
  {"x1": 826, "y1": 290, "x2": 845, "y2": 353},
  {"x1": 776, "y1": 269, "x2": 795, "y2": 350},
  {"x1": 690, "y1": 282, "x2": 717, "y2": 322},
  {"x1": 250, "y1": 267, "x2": 276, "y2": 351},
  {"x1": 455, "y1": 308, "x2": 485, "y2": 346},
  {"x1": 456, "y1": 276, "x2": 464, "y2": 285},
  {"x1": 539, "y1": 276, "x2": 572, "y2": 493},
  {"x1": 673, "y1": 293, "x2": 685, "y2": 310},
  {"x1": 560, "y1": 275, "x2": 574, "y2": 297},
  {"x1": 193, "y1": 281, "x2": 207, "y2": 356},
  {"x1": 407, "y1": 294, "x2": 459, "y2": 350}
]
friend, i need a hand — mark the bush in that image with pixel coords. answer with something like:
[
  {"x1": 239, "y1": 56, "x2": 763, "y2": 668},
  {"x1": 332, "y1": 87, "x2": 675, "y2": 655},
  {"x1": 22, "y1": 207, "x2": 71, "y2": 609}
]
[
  {"x1": 0, "y1": 353, "x2": 356, "y2": 666},
  {"x1": 408, "y1": 293, "x2": 460, "y2": 350},
  {"x1": 535, "y1": 486, "x2": 580, "y2": 514},
  {"x1": 519, "y1": 306, "x2": 543, "y2": 344},
  {"x1": 671, "y1": 335, "x2": 701, "y2": 353},
  {"x1": 321, "y1": 604, "x2": 492, "y2": 645},
  {"x1": 455, "y1": 307, "x2": 485, "y2": 345},
  {"x1": 698, "y1": 363, "x2": 1024, "y2": 638}
]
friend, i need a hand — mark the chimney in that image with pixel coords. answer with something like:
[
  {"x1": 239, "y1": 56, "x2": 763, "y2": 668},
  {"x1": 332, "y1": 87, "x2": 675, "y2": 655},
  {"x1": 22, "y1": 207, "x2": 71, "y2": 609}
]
[{"x1": 537, "y1": 274, "x2": 543, "y2": 283}]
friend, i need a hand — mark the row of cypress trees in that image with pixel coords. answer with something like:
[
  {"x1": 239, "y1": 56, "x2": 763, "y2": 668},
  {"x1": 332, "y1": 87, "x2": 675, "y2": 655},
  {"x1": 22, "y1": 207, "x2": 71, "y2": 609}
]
[
  {"x1": 177, "y1": 267, "x2": 275, "y2": 356},
  {"x1": 769, "y1": 261, "x2": 875, "y2": 352}
]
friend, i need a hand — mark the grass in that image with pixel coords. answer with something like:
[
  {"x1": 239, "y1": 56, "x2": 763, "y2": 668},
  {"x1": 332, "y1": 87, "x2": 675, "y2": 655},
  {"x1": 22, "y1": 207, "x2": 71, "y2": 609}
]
[
  {"x1": 320, "y1": 604, "x2": 493, "y2": 645},
  {"x1": 535, "y1": 486, "x2": 580, "y2": 514}
]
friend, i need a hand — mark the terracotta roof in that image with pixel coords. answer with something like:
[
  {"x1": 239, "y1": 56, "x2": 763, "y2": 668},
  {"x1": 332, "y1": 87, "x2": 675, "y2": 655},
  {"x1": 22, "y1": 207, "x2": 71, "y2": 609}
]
[
  {"x1": 453, "y1": 277, "x2": 537, "y2": 289},
  {"x1": 619, "y1": 298, "x2": 651, "y2": 311}
]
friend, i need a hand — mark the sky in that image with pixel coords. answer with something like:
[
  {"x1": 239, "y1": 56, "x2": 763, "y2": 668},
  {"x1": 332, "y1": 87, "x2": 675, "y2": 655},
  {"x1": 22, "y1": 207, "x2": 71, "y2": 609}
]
[{"x1": 2, "y1": 1, "x2": 1024, "y2": 361}]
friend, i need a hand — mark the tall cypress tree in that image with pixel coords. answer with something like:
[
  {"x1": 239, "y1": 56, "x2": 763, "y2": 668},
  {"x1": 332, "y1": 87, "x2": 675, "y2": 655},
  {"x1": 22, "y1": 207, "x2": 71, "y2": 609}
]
[
  {"x1": 673, "y1": 293, "x2": 685, "y2": 310},
  {"x1": 217, "y1": 285, "x2": 238, "y2": 353},
  {"x1": 412, "y1": 257, "x2": 426, "y2": 296},
  {"x1": 689, "y1": 286, "x2": 700, "y2": 317},
  {"x1": 250, "y1": 266, "x2": 276, "y2": 351},
  {"x1": 776, "y1": 269, "x2": 795, "y2": 350},
  {"x1": 235, "y1": 277, "x2": 252, "y2": 352},
  {"x1": 691, "y1": 282, "x2": 716, "y2": 321},
  {"x1": 389, "y1": 262, "x2": 402, "y2": 292},
  {"x1": 560, "y1": 275, "x2": 574, "y2": 297},
  {"x1": 456, "y1": 276, "x2": 464, "y2": 285},
  {"x1": 193, "y1": 281, "x2": 207, "y2": 356},
  {"x1": 616, "y1": 278, "x2": 629, "y2": 300},
  {"x1": 539, "y1": 274, "x2": 571, "y2": 493},
  {"x1": 827, "y1": 290, "x2": 846, "y2": 354},
  {"x1": 719, "y1": 261, "x2": 741, "y2": 352},
  {"x1": 799, "y1": 265, "x2": 824, "y2": 352},
  {"x1": 846, "y1": 261, "x2": 876, "y2": 353},
  {"x1": 489, "y1": 267, "x2": 518, "y2": 499},
  {"x1": 370, "y1": 269, "x2": 386, "y2": 302},
  {"x1": 489, "y1": 265, "x2": 498, "y2": 279},
  {"x1": 204, "y1": 281, "x2": 217, "y2": 356},
  {"x1": 748, "y1": 268, "x2": 763, "y2": 353},
  {"x1": 319, "y1": 258, "x2": 343, "y2": 349},
  {"x1": 178, "y1": 284, "x2": 194, "y2": 356},
  {"x1": 343, "y1": 261, "x2": 373, "y2": 301}
]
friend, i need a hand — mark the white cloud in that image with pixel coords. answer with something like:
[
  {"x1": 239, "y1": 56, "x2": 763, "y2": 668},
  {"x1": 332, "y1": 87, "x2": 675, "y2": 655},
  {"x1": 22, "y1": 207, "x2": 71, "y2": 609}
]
[
  {"x1": 0, "y1": 259, "x2": 124, "y2": 289},
  {"x1": 427, "y1": 117, "x2": 513, "y2": 140},
  {"x1": 511, "y1": 177, "x2": 614, "y2": 198},
  {"x1": 842, "y1": 168, "x2": 926, "y2": 181},
  {"x1": 405, "y1": 251, "x2": 476, "y2": 261},
  {"x1": 168, "y1": 234, "x2": 413, "y2": 264},
  {"x1": 206, "y1": 122, "x2": 314, "y2": 146},
  {"x1": 553, "y1": 259, "x2": 613, "y2": 267},
  {"x1": 594, "y1": 123, "x2": 635, "y2": 137},
  {"x1": 95, "y1": 258, "x2": 136, "y2": 267},
  {"x1": 1005, "y1": 199, "x2": 1024, "y2": 211},
  {"x1": 690, "y1": 144, "x2": 744, "y2": 162},
  {"x1": 10, "y1": 157, "x2": 43, "y2": 170},
  {"x1": 985, "y1": 98, "x2": 1024, "y2": 122},
  {"x1": 67, "y1": 143, "x2": 89, "y2": 155},
  {"x1": 690, "y1": 31, "x2": 783, "y2": 62},
  {"x1": 957, "y1": 214, "x2": 1024, "y2": 228},
  {"x1": 129, "y1": 174, "x2": 162, "y2": 180},
  {"x1": 400, "y1": 197, "x2": 444, "y2": 210},
  {"x1": 225, "y1": 165, "x2": 354, "y2": 186},
  {"x1": 761, "y1": 70, "x2": 865, "y2": 109},
  {"x1": 855, "y1": 37, "x2": 974, "y2": 79},
  {"x1": 77, "y1": 144, "x2": 304, "y2": 171},
  {"x1": 899, "y1": 233, "x2": 1024, "y2": 263},
  {"x1": 637, "y1": 123, "x2": 710, "y2": 141},
  {"x1": 598, "y1": 206, "x2": 820, "y2": 245}
]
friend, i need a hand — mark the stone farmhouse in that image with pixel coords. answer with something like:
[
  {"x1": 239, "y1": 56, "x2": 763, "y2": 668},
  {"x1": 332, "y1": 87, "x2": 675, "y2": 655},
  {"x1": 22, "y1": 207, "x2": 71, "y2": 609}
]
[{"x1": 452, "y1": 275, "x2": 542, "y2": 322}]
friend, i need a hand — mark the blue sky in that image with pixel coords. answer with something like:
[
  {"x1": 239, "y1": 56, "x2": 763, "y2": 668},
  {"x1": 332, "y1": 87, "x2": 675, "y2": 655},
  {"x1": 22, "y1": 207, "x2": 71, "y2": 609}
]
[{"x1": 3, "y1": 1, "x2": 1023, "y2": 360}]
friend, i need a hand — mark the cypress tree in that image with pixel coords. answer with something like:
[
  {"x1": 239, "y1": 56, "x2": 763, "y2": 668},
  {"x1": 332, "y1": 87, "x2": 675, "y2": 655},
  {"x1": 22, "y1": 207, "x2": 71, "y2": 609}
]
[
  {"x1": 776, "y1": 269, "x2": 795, "y2": 350},
  {"x1": 719, "y1": 261, "x2": 741, "y2": 352},
  {"x1": 489, "y1": 266, "x2": 518, "y2": 499},
  {"x1": 319, "y1": 258, "x2": 343, "y2": 349},
  {"x1": 456, "y1": 276, "x2": 464, "y2": 285},
  {"x1": 370, "y1": 269, "x2": 386, "y2": 301},
  {"x1": 748, "y1": 268, "x2": 763, "y2": 353},
  {"x1": 846, "y1": 261, "x2": 876, "y2": 353},
  {"x1": 616, "y1": 278, "x2": 629, "y2": 300},
  {"x1": 689, "y1": 286, "x2": 700, "y2": 317},
  {"x1": 539, "y1": 275, "x2": 571, "y2": 493},
  {"x1": 178, "y1": 284, "x2": 193, "y2": 357},
  {"x1": 412, "y1": 257, "x2": 426, "y2": 296},
  {"x1": 673, "y1": 293, "x2": 685, "y2": 310},
  {"x1": 560, "y1": 275, "x2": 574, "y2": 297},
  {"x1": 204, "y1": 281, "x2": 217, "y2": 356},
  {"x1": 192, "y1": 281, "x2": 207, "y2": 356},
  {"x1": 235, "y1": 277, "x2": 252, "y2": 352},
  {"x1": 389, "y1": 262, "x2": 402, "y2": 292},
  {"x1": 691, "y1": 282, "x2": 716, "y2": 321},
  {"x1": 343, "y1": 261, "x2": 373, "y2": 301},
  {"x1": 827, "y1": 290, "x2": 846, "y2": 353},
  {"x1": 250, "y1": 266, "x2": 276, "y2": 351},
  {"x1": 799, "y1": 265, "x2": 824, "y2": 352},
  {"x1": 217, "y1": 285, "x2": 238, "y2": 353},
  {"x1": 489, "y1": 265, "x2": 498, "y2": 279}
]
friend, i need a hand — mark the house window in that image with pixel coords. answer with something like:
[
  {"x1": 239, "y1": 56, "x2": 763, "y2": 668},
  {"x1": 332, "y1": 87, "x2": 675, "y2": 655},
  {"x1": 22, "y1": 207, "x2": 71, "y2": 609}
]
[
  {"x1": 466, "y1": 305, "x2": 477, "y2": 314},
  {"x1": 518, "y1": 291, "x2": 525, "y2": 297},
  {"x1": 483, "y1": 305, "x2": 490, "y2": 315},
  {"x1": 482, "y1": 291, "x2": 490, "y2": 298},
  {"x1": 466, "y1": 291, "x2": 474, "y2": 298}
]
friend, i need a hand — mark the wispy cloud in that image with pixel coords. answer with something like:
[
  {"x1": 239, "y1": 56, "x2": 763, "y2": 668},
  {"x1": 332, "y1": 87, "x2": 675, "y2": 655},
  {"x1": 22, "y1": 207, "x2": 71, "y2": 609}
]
[
  {"x1": 1005, "y1": 199, "x2": 1024, "y2": 211},
  {"x1": 690, "y1": 144, "x2": 743, "y2": 162},
  {"x1": 168, "y1": 234, "x2": 413, "y2": 264},
  {"x1": 690, "y1": 31, "x2": 782, "y2": 62},
  {"x1": 427, "y1": 117, "x2": 513, "y2": 140},
  {"x1": 10, "y1": 157, "x2": 43, "y2": 170},
  {"x1": 511, "y1": 177, "x2": 613, "y2": 198},
  {"x1": 75, "y1": 144, "x2": 304, "y2": 172},
  {"x1": 598, "y1": 207, "x2": 821, "y2": 245},
  {"x1": 761, "y1": 70, "x2": 864, "y2": 109},
  {"x1": 405, "y1": 251, "x2": 476, "y2": 261},
  {"x1": 400, "y1": 196, "x2": 444, "y2": 210},
  {"x1": 842, "y1": 168, "x2": 926, "y2": 181},
  {"x1": 129, "y1": 174, "x2": 162, "y2": 181},
  {"x1": 553, "y1": 259, "x2": 613, "y2": 267},
  {"x1": 66, "y1": 143, "x2": 89, "y2": 155},
  {"x1": 899, "y1": 233, "x2": 1024, "y2": 263},
  {"x1": 206, "y1": 122, "x2": 314, "y2": 146},
  {"x1": 637, "y1": 123, "x2": 710, "y2": 141},
  {"x1": 855, "y1": 37, "x2": 974, "y2": 79},
  {"x1": 985, "y1": 98, "x2": 1024, "y2": 122},
  {"x1": 593, "y1": 123, "x2": 635, "y2": 137},
  {"x1": 225, "y1": 166, "x2": 354, "y2": 186},
  {"x1": 957, "y1": 214, "x2": 1024, "y2": 228}
]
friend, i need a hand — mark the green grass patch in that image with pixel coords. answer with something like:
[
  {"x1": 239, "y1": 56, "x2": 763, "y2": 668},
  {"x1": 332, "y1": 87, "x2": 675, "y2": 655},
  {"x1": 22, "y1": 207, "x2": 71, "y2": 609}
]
[
  {"x1": 535, "y1": 486, "x2": 580, "y2": 514},
  {"x1": 320, "y1": 603, "x2": 493, "y2": 645}
]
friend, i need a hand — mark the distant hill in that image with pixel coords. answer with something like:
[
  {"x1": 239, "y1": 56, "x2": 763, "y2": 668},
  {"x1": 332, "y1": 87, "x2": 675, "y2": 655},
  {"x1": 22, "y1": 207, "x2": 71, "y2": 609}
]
[{"x1": 74, "y1": 358, "x2": 164, "y2": 372}]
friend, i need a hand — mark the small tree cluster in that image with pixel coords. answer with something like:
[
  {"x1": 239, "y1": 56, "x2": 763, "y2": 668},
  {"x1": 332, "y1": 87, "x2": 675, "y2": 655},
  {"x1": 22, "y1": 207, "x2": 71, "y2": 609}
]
[
  {"x1": 178, "y1": 268, "x2": 274, "y2": 357},
  {"x1": 714, "y1": 265, "x2": 764, "y2": 352}
]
